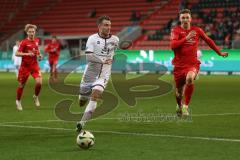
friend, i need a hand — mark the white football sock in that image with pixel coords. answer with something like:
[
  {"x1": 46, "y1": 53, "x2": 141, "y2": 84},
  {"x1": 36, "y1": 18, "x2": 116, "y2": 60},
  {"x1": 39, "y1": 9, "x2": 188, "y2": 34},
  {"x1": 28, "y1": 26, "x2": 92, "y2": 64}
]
[{"x1": 80, "y1": 100, "x2": 97, "y2": 126}]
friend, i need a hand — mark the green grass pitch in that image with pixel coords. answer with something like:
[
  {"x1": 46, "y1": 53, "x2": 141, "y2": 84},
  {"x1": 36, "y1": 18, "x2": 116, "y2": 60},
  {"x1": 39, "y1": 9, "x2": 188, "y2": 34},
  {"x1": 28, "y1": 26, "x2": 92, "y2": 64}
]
[{"x1": 0, "y1": 72, "x2": 240, "y2": 160}]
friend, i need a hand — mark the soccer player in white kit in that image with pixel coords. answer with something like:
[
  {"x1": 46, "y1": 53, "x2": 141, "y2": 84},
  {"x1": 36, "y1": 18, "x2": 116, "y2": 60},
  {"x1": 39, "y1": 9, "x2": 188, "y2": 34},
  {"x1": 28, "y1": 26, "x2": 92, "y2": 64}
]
[
  {"x1": 12, "y1": 40, "x2": 22, "y2": 77},
  {"x1": 76, "y1": 16, "x2": 119, "y2": 132}
]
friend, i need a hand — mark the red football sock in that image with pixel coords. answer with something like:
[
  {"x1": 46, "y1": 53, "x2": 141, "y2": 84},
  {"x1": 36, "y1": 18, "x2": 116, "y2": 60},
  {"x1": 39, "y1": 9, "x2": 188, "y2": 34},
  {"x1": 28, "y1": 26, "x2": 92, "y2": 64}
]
[
  {"x1": 35, "y1": 83, "x2": 42, "y2": 96},
  {"x1": 16, "y1": 87, "x2": 24, "y2": 100},
  {"x1": 184, "y1": 84, "x2": 194, "y2": 106}
]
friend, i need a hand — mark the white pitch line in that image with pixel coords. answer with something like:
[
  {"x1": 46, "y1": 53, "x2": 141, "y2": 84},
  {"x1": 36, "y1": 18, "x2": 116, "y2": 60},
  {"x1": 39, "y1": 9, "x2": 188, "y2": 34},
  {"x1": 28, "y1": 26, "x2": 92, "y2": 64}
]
[
  {"x1": 192, "y1": 113, "x2": 240, "y2": 117},
  {"x1": 0, "y1": 112, "x2": 239, "y2": 125},
  {"x1": 93, "y1": 130, "x2": 240, "y2": 143},
  {"x1": 0, "y1": 124, "x2": 73, "y2": 131},
  {"x1": 0, "y1": 119, "x2": 63, "y2": 125},
  {"x1": 99, "y1": 113, "x2": 240, "y2": 119},
  {"x1": 0, "y1": 124, "x2": 240, "y2": 143},
  {"x1": 0, "y1": 118, "x2": 115, "y2": 125}
]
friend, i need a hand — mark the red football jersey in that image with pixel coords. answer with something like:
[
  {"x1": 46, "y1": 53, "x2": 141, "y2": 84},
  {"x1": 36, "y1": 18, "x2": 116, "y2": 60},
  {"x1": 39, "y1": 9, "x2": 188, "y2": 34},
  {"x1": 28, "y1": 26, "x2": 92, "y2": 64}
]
[
  {"x1": 45, "y1": 42, "x2": 60, "y2": 56},
  {"x1": 170, "y1": 26, "x2": 221, "y2": 67},
  {"x1": 18, "y1": 38, "x2": 40, "y2": 65}
]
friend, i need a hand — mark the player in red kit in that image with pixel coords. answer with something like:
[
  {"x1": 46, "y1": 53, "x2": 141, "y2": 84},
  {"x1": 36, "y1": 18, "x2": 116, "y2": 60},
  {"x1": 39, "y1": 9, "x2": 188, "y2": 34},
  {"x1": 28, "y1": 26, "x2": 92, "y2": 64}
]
[
  {"x1": 15, "y1": 24, "x2": 43, "y2": 111},
  {"x1": 170, "y1": 9, "x2": 228, "y2": 117},
  {"x1": 44, "y1": 36, "x2": 61, "y2": 82}
]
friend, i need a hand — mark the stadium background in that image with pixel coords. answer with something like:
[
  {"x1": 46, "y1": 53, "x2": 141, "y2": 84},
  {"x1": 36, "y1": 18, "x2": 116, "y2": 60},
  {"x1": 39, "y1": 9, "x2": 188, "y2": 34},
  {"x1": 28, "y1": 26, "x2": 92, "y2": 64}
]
[
  {"x1": 0, "y1": 1, "x2": 240, "y2": 160},
  {"x1": 0, "y1": 0, "x2": 239, "y2": 73}
]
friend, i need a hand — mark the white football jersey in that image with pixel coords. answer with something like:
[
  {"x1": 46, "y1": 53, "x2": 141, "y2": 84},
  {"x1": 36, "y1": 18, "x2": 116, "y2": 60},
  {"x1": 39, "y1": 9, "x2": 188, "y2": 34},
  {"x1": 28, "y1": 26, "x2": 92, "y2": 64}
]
[
  {"x1": 80, "y1": 33, "x2": 119, "y2": 94},
  {"x1": 12, "y1": 45, "x2": 22, "y2": 66},
  {"x1": 85, "y1": 33, "x2": 119, "y2": 62}
]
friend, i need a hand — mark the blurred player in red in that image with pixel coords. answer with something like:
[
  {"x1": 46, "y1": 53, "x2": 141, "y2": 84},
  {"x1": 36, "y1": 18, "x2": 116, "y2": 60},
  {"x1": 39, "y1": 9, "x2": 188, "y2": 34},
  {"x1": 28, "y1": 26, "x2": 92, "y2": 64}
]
[
  {"x1": 44, "y1": 36, "x2": 60, "y2": 82},
  {"x1": 170, "y1": 9, "x2": 228, "y2": 117},
  {"x1": 15, "y1": 24, "x2": 42, "y2": 111}
]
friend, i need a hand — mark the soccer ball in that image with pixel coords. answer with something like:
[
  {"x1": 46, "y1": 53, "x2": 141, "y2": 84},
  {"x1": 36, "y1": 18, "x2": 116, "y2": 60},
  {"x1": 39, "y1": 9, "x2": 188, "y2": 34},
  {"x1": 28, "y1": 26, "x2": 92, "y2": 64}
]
[{"x1": 76, "y1": 130, "x2": 95, "y2": 149}]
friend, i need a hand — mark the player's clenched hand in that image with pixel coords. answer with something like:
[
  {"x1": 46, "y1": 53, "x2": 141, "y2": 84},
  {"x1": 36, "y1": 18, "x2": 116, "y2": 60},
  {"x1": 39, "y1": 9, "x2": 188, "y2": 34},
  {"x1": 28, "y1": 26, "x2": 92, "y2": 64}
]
[
  {"x1": 186, "y1": 31, "x2": 196, "y2": 40},
  {"x1": 220, "y1": 52, "x2": 228, "y2": 58},
  {"x1": 104, "y1": 59, "x2": 113, "y2": 65}
]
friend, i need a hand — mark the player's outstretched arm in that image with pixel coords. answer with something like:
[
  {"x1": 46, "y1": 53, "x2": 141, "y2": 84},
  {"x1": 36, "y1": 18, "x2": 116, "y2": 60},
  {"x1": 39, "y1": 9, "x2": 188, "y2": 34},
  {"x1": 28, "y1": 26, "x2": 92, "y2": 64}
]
[
  {"x1": 199, "y1": 29, "x2": 228, "y2": 58},
  {"x1": 16, "y1": 51, "x2": 34, "y2": 57}
]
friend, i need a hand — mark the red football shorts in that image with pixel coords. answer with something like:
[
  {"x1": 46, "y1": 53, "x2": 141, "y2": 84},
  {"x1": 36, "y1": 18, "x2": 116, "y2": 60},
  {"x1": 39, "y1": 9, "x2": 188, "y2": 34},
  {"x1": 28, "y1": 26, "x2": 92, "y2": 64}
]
[
  {"x1": 173, "y1": 65, "x2": 200, "y2": 88},
  {"x1": 48, "y1": 54, "x2": 59, "y2": 65},
  {"x1": 18, "y1": 63, "x2": 42, "y2": 84}
]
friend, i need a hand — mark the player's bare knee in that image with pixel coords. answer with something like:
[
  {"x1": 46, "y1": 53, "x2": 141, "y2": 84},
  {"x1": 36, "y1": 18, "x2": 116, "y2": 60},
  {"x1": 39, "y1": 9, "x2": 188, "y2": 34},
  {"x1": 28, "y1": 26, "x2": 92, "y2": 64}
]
[
  {"x1": 186, "y1": 77, "x2": 194, "y2": 85},
  {"x1": 36, "y1": 81, "x2": 42, "y2": 86},
  {"x1": 91, "y1": 92, "x2": 100, "y2": 101},
  {"x1": 91, "y1": 90, "x2": 102, "y2": 101},
  {"x1": 36, "y1": 78, "x2": 42, "y2": 85},
  {"x1": 91, "y1": 85, "x2": 104, "y2": 101}
]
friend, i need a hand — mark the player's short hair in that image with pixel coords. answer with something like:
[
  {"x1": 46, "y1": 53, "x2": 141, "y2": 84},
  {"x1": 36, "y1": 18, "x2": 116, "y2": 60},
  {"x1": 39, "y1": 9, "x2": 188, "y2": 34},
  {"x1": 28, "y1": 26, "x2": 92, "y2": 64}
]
[
  {"x1": 97, "y1": 15, "x2": 111, "y2": 25},
  {"x1": 179, "y1": 9, "x2": 191, "y2": 15},
  {"x1": 24, "y1": 24, "x2": 37, "y2": 32}
]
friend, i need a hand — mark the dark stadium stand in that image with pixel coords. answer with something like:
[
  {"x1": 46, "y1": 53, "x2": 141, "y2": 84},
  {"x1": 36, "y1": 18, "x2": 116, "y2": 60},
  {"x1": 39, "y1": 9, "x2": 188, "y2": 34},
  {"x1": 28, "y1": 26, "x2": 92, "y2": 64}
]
[
  {"x1": 33, "y1": 0, "x2": 163, "y2": 36},
  {"x1": 133, "y1": 0, "x2": 181, "y2": 50},
  {"x1": 0, "y1": 0, "x2": 58, "y2": 43},
  {"x1": 133, "y1": 0, "x2": 240, "y2": 49},
  {"x1": 0, "y1": 0, "x2": 239, "y2": 50},
  {"x1": 0, "y1": 0, "x2": 25, "y2": 40}
]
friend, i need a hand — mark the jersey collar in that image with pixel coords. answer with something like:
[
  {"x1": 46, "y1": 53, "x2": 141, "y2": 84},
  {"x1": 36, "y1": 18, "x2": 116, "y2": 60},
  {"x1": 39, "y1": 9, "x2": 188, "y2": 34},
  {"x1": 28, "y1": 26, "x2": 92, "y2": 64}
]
[{"x1": 98, "y1": 33, "x2": 112, "y2": 39}]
